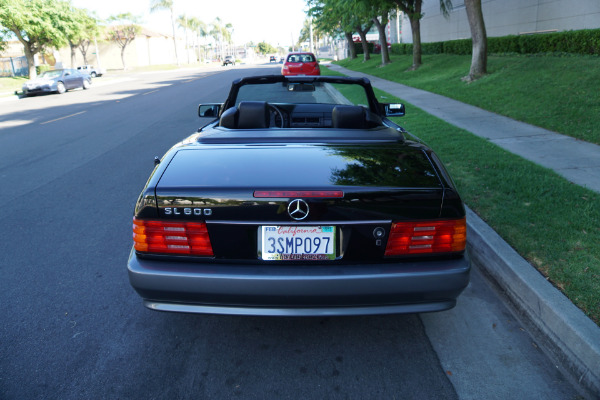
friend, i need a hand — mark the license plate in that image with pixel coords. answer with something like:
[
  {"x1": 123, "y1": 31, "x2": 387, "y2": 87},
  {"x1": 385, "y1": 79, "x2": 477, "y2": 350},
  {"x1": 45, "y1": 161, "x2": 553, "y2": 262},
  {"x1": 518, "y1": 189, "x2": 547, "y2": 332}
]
[{"x1": 260, "y1": 226, "x2": 336, "y2": 260}]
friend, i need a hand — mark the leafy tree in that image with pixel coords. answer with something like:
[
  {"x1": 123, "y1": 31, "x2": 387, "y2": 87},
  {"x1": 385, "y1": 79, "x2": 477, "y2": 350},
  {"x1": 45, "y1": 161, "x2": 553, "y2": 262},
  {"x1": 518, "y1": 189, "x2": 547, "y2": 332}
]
[
  {"x1": 0, "y1": 31, "x2": 8, "y2": 54},
  {"x1": 65, "y1": 8, "x2": 100, "y2": 68},
  {"x1": 78, "y1": 20, "x2": 103, "y2": 66},
  {"x1": 150, "y1": 0, "x2": 179, "y2": 66},
  {"x1": 107, "y1": 13, "x2": 141, "y2": 70},
  {"x1": 464, "y1": 0, "x2": 487, "y2": 81},
  {"x1": 344, "y1": 0, "x2": 394, "y2": 65},
  {"x1": 257, "y1": 41, "x2": 276, "y2": 55},
  {"x1": 388, "y1": 0, "x2": 451, "y2": 70},
  {"x1": 0, "y1": 0, "x2": 78, "y2": 78},
  {"x1": 307, "y1": 0, "x2": 356, "y2": 59}
]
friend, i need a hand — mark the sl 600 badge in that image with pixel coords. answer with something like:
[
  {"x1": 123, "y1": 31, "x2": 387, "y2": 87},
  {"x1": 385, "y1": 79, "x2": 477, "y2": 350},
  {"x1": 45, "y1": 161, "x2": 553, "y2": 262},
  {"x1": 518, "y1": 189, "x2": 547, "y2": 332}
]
[{"x1": 163, "y1": 207, "x2": 212, "y2": 216}]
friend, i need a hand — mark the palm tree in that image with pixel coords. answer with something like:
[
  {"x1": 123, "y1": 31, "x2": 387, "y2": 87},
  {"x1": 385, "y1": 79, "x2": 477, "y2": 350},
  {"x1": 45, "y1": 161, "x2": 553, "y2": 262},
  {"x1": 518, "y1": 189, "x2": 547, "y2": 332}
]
[
  {"x1": 188, "y1": 17, "x2": 208, "y2": 62},
  {"x1": 149, "y1": 0, "x2": 180, "y2": 66},
  {"x1": 210, "y1": 17, "x2": 233, "y2": 60},
  {"x1": 176, "y1": 14, "x2": 190, "y2": 64}
]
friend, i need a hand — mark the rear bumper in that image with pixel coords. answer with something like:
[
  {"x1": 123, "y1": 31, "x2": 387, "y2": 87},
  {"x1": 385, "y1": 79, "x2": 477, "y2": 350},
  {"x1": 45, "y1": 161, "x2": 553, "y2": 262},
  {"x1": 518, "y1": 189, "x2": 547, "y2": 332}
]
[{"x1": 127, "y1": 248, "x2": 470, "y2": 316}]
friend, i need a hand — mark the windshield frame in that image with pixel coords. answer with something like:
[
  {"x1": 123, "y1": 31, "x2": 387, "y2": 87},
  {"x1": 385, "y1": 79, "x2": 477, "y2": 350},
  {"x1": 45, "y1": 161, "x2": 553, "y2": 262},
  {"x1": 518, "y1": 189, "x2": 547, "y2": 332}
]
[{"x1": 221, "y1": 75, "x2": 381, "y2": 117}]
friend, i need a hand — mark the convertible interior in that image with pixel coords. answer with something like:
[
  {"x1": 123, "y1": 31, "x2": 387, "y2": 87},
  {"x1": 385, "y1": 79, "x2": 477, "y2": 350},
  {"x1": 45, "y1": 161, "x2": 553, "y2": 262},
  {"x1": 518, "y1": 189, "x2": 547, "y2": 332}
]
[{"x1": 218, "y1": 101, "x2": 385, "y2": 130}]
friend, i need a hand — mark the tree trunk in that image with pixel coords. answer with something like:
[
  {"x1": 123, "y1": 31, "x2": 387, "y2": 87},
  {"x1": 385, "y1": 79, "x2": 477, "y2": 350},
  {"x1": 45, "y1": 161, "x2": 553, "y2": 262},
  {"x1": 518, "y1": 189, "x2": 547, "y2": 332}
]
[
  {"x1": 409, "y1": 13, "x2": 422, "y2": 70},
  {"x1": 24, "y1": 45, "x2": 36, "y2": 78},
  {"x1": 121, "y1": 45, "x2": 127, "y2": 70},
  {"x1": 344, "y1": 32, "x2": 356, "y2": 59},
  {"x1": 356, "y1": 25, "x2": 371, "y2": 62},
  {"x1": 170, "y1": 10, "x2": 180, "y2": 66},
  {"x1": 69, "y1": 42, "x2": 77, "y2": 69},
  {"x1": 13, "y1": 30, "x2": 37, "y2": 78},
  {"x1": 80, "y1": 40, "x2": 90, "y2": 65},
  {"x1": 373, "y1": 16, "x2": 391, "y2": 65},
  {"x1": 464, "y1": 0, "x2": 487, "y2": 81},
  {"x1": 394, "y1": 0, "x2": 423, "y2": 70}
]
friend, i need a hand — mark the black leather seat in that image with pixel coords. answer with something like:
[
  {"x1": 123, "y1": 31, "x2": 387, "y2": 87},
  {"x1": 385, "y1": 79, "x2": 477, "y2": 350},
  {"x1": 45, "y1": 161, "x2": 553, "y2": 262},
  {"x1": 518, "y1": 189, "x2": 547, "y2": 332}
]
[
  {"x1": 219, "y1": 101, "x2": 270, "y2": 129},
  {"x1": 332, "y1": 105, "x2": 366, "y2": 129}
]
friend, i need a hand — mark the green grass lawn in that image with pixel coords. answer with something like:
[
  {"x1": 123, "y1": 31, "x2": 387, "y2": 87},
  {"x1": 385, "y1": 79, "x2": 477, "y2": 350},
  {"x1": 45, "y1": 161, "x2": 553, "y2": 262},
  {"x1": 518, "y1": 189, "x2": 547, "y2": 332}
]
[
  {"x1": 336, "y1": 54, "x2": 600, "y2": 145},
  {"x1": 0, "y1": 76, "x2": 27, "y2": 95},
  {"x1": 323, "y1": 65, "x2": 600, "y2": 325}
]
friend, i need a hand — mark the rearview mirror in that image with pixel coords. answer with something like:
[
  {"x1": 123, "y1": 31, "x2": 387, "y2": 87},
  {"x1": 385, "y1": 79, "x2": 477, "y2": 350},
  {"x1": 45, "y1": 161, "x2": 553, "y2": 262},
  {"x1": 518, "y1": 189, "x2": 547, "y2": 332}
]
[
  {"x1": 383, "y1": 103, "x2": 405, "y2": 117},
  {"x1": 198, "y1": 104, "x2": 222, "y2": 118},
  {"x1": 287, "y1": 83, "x2": 316, "y2": 92}
]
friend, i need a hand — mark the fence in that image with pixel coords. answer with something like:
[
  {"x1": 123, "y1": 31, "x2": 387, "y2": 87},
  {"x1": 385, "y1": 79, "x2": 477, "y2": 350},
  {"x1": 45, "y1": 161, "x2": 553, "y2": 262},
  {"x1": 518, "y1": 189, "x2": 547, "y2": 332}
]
[{"x1": 0, "y1": 56, "x2": 28, "y2": 77}]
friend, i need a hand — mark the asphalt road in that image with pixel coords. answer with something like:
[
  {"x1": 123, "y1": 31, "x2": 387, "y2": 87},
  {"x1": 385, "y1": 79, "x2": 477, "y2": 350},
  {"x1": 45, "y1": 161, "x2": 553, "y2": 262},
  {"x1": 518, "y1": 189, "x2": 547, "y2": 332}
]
[{"x1": 0, "y1": 64, "x2": 579, "y2": 399}]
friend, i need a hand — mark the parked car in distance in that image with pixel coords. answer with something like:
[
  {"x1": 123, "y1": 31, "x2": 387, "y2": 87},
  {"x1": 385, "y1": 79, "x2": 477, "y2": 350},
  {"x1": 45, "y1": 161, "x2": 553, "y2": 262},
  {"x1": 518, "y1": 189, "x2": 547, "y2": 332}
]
[
  {"x1": 77, "y1": 64, "x2": 105, "y2": 77},
  {"x1": 128, "y1": 75, "x2": 470, "y2": 316},
  {"x1": 22, "y1": 69, "x2": 91, "y2": 96},
  {"x1": 222, "y1": 56, "x2": 235, "y2": 66},
  {"x1": 281, "y1": 52, "x2": 320, "y2": 76}
]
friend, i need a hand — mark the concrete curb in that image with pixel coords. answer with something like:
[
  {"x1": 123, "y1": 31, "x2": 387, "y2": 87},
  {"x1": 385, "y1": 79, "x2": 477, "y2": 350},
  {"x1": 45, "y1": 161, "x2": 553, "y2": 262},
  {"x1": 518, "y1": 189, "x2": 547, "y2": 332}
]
[{"x1": 466, "y1": 206, "x2": 600, "y2": 397}]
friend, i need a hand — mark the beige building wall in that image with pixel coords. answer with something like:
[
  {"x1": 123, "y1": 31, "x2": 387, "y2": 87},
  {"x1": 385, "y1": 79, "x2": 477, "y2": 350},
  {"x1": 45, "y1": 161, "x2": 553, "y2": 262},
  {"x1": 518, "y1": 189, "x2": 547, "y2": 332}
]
[
  {"x1": 401, "y1": 0, "x2": 600, "y2": 43},
  {"x1": 8, "y1": 28, "x2": 189, "y2": 72}
]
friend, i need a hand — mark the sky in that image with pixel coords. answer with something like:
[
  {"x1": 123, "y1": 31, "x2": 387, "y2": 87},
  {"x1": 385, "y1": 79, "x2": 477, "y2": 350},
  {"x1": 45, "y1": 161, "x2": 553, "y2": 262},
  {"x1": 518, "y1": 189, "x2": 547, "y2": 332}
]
[{"x1": 71, "y1": 0, "x2": 309, "y2": 48}]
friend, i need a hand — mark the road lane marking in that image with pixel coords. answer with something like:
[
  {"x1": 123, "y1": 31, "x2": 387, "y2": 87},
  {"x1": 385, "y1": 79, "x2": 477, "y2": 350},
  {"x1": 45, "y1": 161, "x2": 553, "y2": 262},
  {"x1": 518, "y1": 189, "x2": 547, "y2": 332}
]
[
  {"x1": 142, "y1": 89, "x2": 159, "y2": 95},
  {"x1": 0, "y1": 120, "x2": 34, "y2": 129},
  {"x1": 40, "y1": 111, "x2": 87, "y2": 125}
]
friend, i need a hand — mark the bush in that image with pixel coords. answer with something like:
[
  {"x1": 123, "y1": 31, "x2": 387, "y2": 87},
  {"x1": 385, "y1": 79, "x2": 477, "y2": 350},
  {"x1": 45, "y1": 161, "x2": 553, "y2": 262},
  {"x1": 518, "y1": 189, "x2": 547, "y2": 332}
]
[
  {"x1": 36, "y1": 64, "x2": 51, "y2": 75},
  {"x1": 394, "y1": 28, "x2": 600, "y2": 56},
  {"x1": 422, "y1": 41, "x2": 444, "y2": 54},
  {"x1": 443, "y1": 39, "x2": 471, "y2": 55},
  {"x1": 391, "y1": 43, "x2": 412, "y2": 55},
  {"x1": 355, "y1": 42, "x2": 375, "y2": 55}
]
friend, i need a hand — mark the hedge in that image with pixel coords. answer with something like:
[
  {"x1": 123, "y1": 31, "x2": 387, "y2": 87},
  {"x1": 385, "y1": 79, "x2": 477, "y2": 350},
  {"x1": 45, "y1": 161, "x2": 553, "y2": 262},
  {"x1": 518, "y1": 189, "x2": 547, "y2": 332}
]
[
  {"x1": 390, "y1": 29, "x2": 600, "y2": 56},
  {"x1": 354, "y1": 42, "x2": 375, "y2": 55}
]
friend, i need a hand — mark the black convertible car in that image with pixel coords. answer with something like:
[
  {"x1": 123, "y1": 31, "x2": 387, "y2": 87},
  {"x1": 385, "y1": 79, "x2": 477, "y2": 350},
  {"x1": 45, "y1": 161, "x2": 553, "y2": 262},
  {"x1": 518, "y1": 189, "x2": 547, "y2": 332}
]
[{"x1": 128, "y1": 75, "x2": 470, "y2": 316}]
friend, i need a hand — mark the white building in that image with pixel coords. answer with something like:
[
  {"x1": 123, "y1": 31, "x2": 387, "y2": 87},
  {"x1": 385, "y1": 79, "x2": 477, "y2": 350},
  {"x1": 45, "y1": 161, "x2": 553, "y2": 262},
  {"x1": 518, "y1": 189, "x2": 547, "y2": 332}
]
[{"x1": 400, "y1": 0, "x2": 600, "y2": 43}]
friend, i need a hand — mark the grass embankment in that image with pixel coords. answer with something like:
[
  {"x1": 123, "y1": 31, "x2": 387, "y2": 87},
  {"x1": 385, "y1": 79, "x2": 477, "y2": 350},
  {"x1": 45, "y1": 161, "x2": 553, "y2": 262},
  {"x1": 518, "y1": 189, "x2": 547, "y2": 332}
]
[
  {"x1": 336, "y1": 54, "x2": 600, "y2": 145},
  {"x1": 323, "y1": 64, "x2": 600, "y2": 325}
]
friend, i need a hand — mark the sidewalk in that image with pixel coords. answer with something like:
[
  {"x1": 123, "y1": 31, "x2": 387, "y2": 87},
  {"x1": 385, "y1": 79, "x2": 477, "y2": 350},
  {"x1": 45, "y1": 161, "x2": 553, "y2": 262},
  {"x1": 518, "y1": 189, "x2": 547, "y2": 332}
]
[{"x1": 326, "y1": 64, "x2": 600, "y2": 397}]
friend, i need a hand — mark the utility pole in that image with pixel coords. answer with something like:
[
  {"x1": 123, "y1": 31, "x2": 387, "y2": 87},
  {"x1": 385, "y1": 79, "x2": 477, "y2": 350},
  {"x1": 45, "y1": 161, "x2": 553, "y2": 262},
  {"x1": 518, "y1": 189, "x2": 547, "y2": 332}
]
[
  {"x1": 94, "y1": 36, "x2": 102, "y2": 69},
  {"x1": 309, "y1": 18, "x2": 314, "y2": 53}
]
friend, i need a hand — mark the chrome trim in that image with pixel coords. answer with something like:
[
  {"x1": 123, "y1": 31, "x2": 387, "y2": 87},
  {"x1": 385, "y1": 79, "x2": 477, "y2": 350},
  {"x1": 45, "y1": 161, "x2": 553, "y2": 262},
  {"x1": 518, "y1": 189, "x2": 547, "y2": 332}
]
[
  {"x1": 287, "y1": 199, "x2": 309, "y2": 220},
  {"x1": 144, "y1": 300, "x2": 456, "y2": 316}
]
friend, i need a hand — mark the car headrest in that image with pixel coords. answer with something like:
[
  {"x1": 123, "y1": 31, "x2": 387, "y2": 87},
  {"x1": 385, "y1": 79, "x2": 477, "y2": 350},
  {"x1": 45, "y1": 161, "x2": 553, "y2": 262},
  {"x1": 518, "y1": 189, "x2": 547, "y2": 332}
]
[
  {"x1": 219, "y1": 107, "x2": 239, "y2": 129},
  {"x1": 332, "y1": 105, "x2": 366, "y2": 129},
  {"x1": 237, "y1": 101, "x2": 270, "y2": 129}
]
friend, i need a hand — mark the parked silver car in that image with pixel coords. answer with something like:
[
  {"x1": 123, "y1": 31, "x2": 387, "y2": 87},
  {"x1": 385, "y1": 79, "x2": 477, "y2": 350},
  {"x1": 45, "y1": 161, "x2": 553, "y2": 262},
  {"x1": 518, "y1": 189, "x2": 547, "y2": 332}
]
[{"x1": 22, "y1": 69, "x2": 91, "y2": 96}]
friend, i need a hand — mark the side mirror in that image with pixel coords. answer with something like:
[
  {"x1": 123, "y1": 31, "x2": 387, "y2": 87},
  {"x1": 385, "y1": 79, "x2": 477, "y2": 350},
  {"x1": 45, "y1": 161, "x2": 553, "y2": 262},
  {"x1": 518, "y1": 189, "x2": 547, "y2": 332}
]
[
  {"x1": 383, "y1": 103, "x2": 405, "y2": 117},
  {"x1": 198, "y1": 104, "x2": 222, "y2": 118}
]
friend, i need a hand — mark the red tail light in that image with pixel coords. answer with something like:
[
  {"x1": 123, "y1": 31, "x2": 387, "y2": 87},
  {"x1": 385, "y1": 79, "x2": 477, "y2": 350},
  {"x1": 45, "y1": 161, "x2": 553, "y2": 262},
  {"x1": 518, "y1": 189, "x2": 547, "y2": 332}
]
[
  {"x1": 254, "y1": 190, "x2": 343, "y2": 198},
  {"x1": 133, "y1": 218, "x2": 214, "y2": 256},
  {"x1": 384, "y1": 218, "x2": 466, "y2": 256}
]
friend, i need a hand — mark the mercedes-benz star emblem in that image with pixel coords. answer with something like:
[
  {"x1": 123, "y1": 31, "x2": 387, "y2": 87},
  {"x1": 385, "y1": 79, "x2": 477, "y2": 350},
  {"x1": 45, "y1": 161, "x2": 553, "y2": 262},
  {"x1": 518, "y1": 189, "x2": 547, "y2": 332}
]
[{"x1": 288, "y1": 199, "x2": 309, "y2": 221}]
